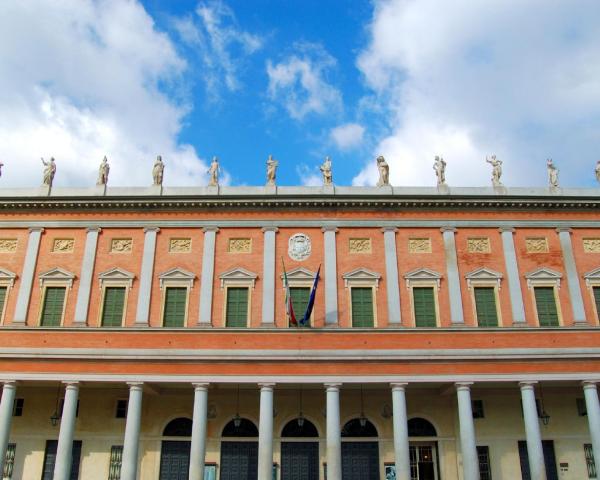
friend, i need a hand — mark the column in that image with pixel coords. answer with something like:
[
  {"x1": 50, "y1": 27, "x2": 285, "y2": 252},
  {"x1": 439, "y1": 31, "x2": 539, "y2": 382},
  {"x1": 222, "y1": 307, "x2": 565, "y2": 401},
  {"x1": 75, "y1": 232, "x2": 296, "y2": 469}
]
[
  {"x1": 257, "y1": 383, "x2": 275, "y2": 479},
  {"x1": 383, "y1": 228, "x2": 402, "y2": 325},
  {"x1": 519, "y1": 382, "x2": 547, "y2": 480},
  {"x1": 441, "y1": 227, "x2": 464, "y2": 324},
  {"x1": 53, "y1": 382, "x2": 79, "y2": 480},
  {"x1": 135, "y1": 227, "x2": 159, "y2": 325},
  {"x1": 455, "y1": 383, "x2": 480, "y2": 480},
  {"x1": 189, "y1": 383, "x2": 209, "y2": 480},
  {"x1": 73, "y1": 227, "x2": 101, "y2": 325},
  {"x1": 13, "y1": 227, "x2": 43, "y2": 324},
  {"x1": 0, "y1": 382, "x2": 16, "y2": 476},
  {"x1": 583, "y1": 381, "x2": 600, "y2": 477},
  {"x1": 261, "y1": 227, "x2": 278, "y2": 326},
  {"x1": 322, "y1": 227, "x2": 339, "y2": 326},
  {"x1": 391, "y1": 383, "x2": 410, "y2": 480},
  {"x1": 198, "y1": 227, "x2": 218, "y2": 325},
  {"x1": 557, "y1": 228, "x2": 586, "y2": 324},
  {"x1": 121, "y1": 382, "x2": 143, "y2": 480},
  {"x1": 500, "y1": 228, "x2": 526, "y2": 324},
  {"x1": 325, "y1": 383, "x2": 342, "y2": 480}
]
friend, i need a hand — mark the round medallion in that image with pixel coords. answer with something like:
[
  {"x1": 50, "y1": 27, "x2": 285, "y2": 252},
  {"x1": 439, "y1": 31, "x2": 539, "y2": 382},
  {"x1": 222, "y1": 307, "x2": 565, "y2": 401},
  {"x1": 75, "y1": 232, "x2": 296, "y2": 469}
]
[{"x1": 288, "y1": 233, "x2": 311, "y2": 261}]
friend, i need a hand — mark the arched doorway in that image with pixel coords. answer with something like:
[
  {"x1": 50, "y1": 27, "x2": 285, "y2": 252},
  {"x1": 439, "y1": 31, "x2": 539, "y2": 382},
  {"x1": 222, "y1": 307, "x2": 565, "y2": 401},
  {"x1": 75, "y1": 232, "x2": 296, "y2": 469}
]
[
  {"x1": 280, "y1": 418, "x2": 319, "y2": 480},
  {"x1": 220, "y1": 418, "x2": 259, "y2": 480},
  {"x1": 408, "y1": 418, "x2": 439, "y2": 480},
  {"x1": 341, "y1": 418, "x2": 379, "y2": 480},
  {"x1": 159, "y1": 417, "x2": 192, "y2": 480}
]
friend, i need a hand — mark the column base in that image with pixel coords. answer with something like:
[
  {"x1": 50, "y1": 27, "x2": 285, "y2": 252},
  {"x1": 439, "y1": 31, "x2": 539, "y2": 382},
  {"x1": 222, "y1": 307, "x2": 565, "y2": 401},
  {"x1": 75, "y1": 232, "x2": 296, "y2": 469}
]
[
  {"x1": 450, "y1": 322, "x2": 467, "y2": 327},
  {"x1": 259, "y1": 322, "x2": 276, "y2": 328},
  {"x1": 70, "y1": 321, "x2": 88, "y2": 328},
  {"x1": 512, "y1": 321, "x2": 529, "y2": 327},
  {"x1": 194, "y1": 323, "x2": 213, "y2": 328},
  {"x1": 573, "y1": 321, "x2": 590, "y2": 327}
]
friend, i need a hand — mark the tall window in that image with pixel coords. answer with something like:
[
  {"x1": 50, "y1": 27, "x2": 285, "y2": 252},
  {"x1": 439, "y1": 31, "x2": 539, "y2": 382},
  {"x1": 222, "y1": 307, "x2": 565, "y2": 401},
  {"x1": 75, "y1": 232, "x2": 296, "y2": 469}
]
[
  {"x1": 101, "y1": 287, "x2": 125, "y2": 327},
  {"x1": 474, "y1": 287, "x2": 498, "y2": 327},
  {"x1": 351, "y1": 287, "x2": 374, "y2": 327},
  {"x1": 40, "y1": 287, "x2": 66, "y2": 326},
  {"x1": 534, "y1": 287, "x2": 559, "y2": 326},
  {"x1": 290, "y1": 287, "x2": 310, "y2": 321},
  {"x1": 162, "y1": 287, "x2": 187, "y2": 327},
  {"x1": 413, "y1": 287, "x2": 436, "y2": 327},
  {"x1": 585, "y1": 444, "x2": 597, "y2": 478},
  {"x1": 108, "y1": 445, "x2": 123, "y2": 480},
  {"x1": 0, "y1": 286, "x2": 6, "y2": 323},
  {"x1": 593, "y1": 287, "x2": 600, "y2": 323},
  {"x1": 477, "y1": 446, "x2": 492, "y2": 480},
  {"x1": 226, "y1": 287, "x2": 249, "y2": 327},
  {"x1": 3, "y1": 443, "x2": 15, "y2": 480}
]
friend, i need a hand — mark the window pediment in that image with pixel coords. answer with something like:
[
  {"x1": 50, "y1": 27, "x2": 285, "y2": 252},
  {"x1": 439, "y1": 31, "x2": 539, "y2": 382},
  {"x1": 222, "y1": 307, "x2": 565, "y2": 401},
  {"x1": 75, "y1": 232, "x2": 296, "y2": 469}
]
[
  {"x1": 98, "y1": 267, "x2": 135, "y2": 288},
  {"x1": 0, "y1": 268, "x2": 17, "y2": 287},
  {"x1": 219, "y1": 267, "x2": 258, "y2": 288},
  {"x1": 583, "y1": 267, "x2": 600, "y2": 287},
  {"x1": 404, "y1": 268, "x2": 442, "y2": 289},
  {"x1": 342, "y1": 268, "x2": 381, "y2": 288},
  {"x1": 525, "y1": 267, "x2": 562, "y2": 288},
  {"x1": 465, "y1": 267, "x2": 503, "y2": 289},
  {"x1": 159, "y1": 267, "x2": 196, "y2": 289},
  {"x1": 39, "y1": 267, "x2": 75, "y2": 288},
  {"x1": 280, "y1": 267, "x2": 317, "y2": 286}
]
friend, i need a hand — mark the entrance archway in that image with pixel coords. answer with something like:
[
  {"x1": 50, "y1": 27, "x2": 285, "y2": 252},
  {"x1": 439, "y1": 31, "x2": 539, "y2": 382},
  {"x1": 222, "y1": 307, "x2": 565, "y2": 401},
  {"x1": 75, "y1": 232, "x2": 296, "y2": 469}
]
[
  {"x1": 220, "y1": 418, "x2": 259, "y2": 480},
  {"x1": 408, "y1": 418, "x2": 439, "y2": 480},
  {"x1": 159, "y1": 417, "x2": 192, "y2": 480},
  {"x1": 281, "y1": 418, "x2": 319, "y2": 480},
  {"x1": 341, "y1": 418, "x2": 380, "y2": 480}
]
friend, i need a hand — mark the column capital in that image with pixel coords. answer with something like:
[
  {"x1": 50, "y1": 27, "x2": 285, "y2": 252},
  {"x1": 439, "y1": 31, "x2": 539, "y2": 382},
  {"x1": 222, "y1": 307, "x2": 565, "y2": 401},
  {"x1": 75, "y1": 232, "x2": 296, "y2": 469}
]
[
  {"x1": 1, "y1": 381, "x2": 16, "y2": 388},
  {"x1": 192, "y1": 383, "x2": 210, "y2": 391},
  {"x1": 321, "y1": 226, "x2": 339, "y2": 233},
  {"x1": 519, "y1": 381, "x2": 538, "y2": 389},
  {"x1": 61, "y1": 381, "x2": 79, "y2": 388},
  {"x1": 499, "y1": 227, "x2": 515, "y2": 234},
  {"x1": 143, "y1": 227, "x2": 160, "y2": 233},
  {"x1": 582, "y1": 380, "x2": 599, "y2": 389},
  {"x1": 556, "y1": 227, "x2": 573, "y2": 234},
  {"x1": 86, "y1": 227, "x2": 102, "y2": 233},
  {"x1": 258, "y1": 383, "x2": 276, "y2": 390},
  {"x1": 324, "y1": 383, "x2": 342, "y2": 391},
  {"x1": 261, "y1": 226, "x2": 278, "y2": 233},
  {"x1": 390, "y1": 382, "x2": 408, "y2": 391},
  {"x1": 28, "y1": 227, "x2": 44, "y2": 233},
  {"x1": 440, "y1": 226, "x2": 457, "y2": 234},
  {"x1": 381, "y1": 227, "x2": 398, "y2": 234},
  {"x1": 455, "y1": 382, "x2": 473, "y2": 391},
  {"x1": 202, "y1": 226, "x2": 219, "y2": 233},
  {"x1": 127, "y1": 382, "x2": 144, "y2": 390}
]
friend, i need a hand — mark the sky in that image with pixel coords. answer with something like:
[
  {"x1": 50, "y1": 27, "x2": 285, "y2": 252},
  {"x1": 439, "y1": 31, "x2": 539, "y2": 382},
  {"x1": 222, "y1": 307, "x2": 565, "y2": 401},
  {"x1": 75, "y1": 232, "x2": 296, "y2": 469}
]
[{"x1": 0, "y1": 0, "x2": 600, "y2": 189}]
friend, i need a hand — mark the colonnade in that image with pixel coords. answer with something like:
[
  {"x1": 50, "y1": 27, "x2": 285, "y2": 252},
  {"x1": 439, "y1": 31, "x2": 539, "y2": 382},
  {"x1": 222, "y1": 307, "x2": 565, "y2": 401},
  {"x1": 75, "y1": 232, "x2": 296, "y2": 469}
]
[{"x1": 0, "y1": 380, "x2": 599, "y2": 480}]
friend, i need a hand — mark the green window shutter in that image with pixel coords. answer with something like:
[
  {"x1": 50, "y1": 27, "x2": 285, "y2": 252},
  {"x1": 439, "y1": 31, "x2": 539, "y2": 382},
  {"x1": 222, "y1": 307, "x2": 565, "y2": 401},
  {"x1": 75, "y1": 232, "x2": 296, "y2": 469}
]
[
  {"x1": 351, "y1": 287, "x2": 374, "y2": 327},
  {"x1": 534, "y1": 287, "x2": 559, "y2": 326},
  {"x1": 0, "y1": 286, "x2": 6, "y2": 319},
  {"x1": 290, "y1": 287, "x2": 310, "y2": 321},
  {"x1": 593, "y1": 287, "x2": 600, "y2": 322},
  {"x1": 101, "y1": 287, "x2": 125, "y2": 327},
  {"x1": 474, "y1": 287, "x2": 498, "y2": 327},
  {"x1": 163, "y1": 287, "x2": 187, "y2": 327},
  {"x1": 40, "y1": 287, "x2": 66, "y2": 326},
  {"x1": 226, "y1": 287, "x2": 248, "y2": 327},
  {"x1": 413, "y1": 287, "x2": 436, "y2": 327}
]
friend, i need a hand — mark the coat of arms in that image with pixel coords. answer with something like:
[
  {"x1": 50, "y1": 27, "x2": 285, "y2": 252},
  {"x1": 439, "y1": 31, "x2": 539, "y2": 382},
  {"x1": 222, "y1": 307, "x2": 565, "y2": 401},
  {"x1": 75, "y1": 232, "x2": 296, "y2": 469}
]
[{"x1": 288, "y1": 233, "x2": 311, "y2": 261}]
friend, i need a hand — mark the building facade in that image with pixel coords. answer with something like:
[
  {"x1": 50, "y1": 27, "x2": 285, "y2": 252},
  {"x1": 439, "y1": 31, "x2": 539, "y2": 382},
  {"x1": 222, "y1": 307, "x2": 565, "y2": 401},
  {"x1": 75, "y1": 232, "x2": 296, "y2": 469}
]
[{"x1": 0, "y1": 185, "x2": 599, "y2": 480}]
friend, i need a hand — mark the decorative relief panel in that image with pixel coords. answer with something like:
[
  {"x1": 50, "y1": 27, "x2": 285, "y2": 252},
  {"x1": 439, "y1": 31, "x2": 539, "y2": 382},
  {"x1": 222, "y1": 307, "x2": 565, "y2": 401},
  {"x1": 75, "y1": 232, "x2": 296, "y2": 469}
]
[
  {"x1": 525, "y1": 238, "x2": 549, "y2": 253},
  {"x1": 408, "y1": 238, "x2": 432, "y2": 253},
  {"x1": 169, "y1": 238, "x2": 191, "y2": 253},
  {"x1": 349, "y1": 238, "x2": 372, "y2": 254},
  {"x1": 110, "y1": 238, "x2": 133, "y2": 253},
  {"x1": 467, "y1": 237, "x2": 491, "y2": 253},
  {"x1": 583, "y1": 238, "x2": 600, "y2": 253},
  {"x1": 0, "y1": 239, "x2": 17, "y2": 253},
  {"x1": 52, "y1": 239, "x2": 74, "y2": 253},
  {"x1": 288, "y1": 233, "x2": 311, "y2": 261},
  {"x1": 228, "y1": 238, "x2": 252, "y2": 253}
]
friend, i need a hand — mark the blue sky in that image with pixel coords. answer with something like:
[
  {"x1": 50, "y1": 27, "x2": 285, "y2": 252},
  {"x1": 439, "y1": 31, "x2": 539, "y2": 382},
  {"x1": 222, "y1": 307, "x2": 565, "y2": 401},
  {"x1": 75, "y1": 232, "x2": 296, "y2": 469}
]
[{"x1": 1, "y1": 1, "x2": 600, "y2": 189}]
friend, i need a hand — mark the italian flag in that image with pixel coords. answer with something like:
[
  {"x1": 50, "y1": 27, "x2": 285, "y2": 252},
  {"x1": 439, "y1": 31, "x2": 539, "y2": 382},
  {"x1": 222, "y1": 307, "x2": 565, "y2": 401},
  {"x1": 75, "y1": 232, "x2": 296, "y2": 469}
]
[{"x1": 282, "y1": 258, "x2": 297, "y2": 326}]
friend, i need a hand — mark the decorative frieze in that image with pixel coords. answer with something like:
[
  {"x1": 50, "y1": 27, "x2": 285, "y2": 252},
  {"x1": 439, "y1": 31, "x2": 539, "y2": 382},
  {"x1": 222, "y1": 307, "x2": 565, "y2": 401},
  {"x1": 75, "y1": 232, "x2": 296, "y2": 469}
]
[
  {"x1": 52, "y1": 238, "x2": 74, "y2": 253},
  {"x1": 408, "y1": 238, "x2": 432, "y2": 253},
  {"x1": 0, "y1": 239, "x2": 17, "y2": 253},
  {"x1": 110, "y1": 238, "x2": 133, "y2": 253},
  {"x1": 228, "y1": 238, "x2": 252, "y2": 253},
  {"x1": 349, "y1": 238, "x2": 371, "y2": 254},
  {"x1": 583, "y1": 238, "x2": 600, "y2": 253},
  {"x1": 169, "y1": 238, "x2": 192, "y2": 253},
  {"x1": 467, "y1": 237, "x2": 491, "y2": 253},
  {"x1": 525, "y1": 238, "x2": 549, "y2": 253}
]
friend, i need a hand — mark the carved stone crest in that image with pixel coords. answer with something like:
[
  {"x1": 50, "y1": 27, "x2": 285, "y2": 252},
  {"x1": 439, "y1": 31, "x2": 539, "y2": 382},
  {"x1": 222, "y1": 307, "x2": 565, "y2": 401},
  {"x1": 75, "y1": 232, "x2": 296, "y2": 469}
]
[{"x1": 288, "y1": 233, "x2": 311, "y2": 261}]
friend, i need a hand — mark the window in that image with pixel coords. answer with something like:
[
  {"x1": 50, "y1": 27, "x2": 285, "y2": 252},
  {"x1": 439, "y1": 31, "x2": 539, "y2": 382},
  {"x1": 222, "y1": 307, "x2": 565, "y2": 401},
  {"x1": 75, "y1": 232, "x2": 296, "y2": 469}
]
[
  {"x1": 0, "y1": 287, "x2": 6, "y2": 322},
  {"x1": 534, "y1": 287, "x2": 559, "y2": 326},
  {"x1": 12, "y1": 398, "x2": 24, "y2": 417},
  {"x1": 477, "y1": 446, "x2": 492, "y2": 480},
  {"x1": 108, "y1": 445, "x2": 123, "y2": 480},
  {"x1": 474, "y1": 287, "x2": 498, "y2": 327},
  {"x1": 472, "y1": 400, "x2": 485, "y2": 419},
  {"x1": 115, "y1": 399, "x2": 128, "y2": 419},
  {"x1": 163, "y1": 287, "x2": 187, "y2": 327},
  {"x1": 585, "y1": 444, "x2": 597, "y2": 478},
  {"x1": 226, "y1": 287, "x2": 249, "y2": 327},
  {"x1": 59, "y1": 399, "x2": 80, "y2": 418},
  {"x1": 351, "y1": 287, "x2": 374, "y2": 327},
  {"x1": 41, "y1": 440, "x2": 82, "y2": 480},
  {"x1": 413, "y1": 287, "x2": 436, "y2": 327},
  {"x1": 0, "y1": 268, "x2": 16, "y2": 325},
  {"x1": 40, "y1": 287, "x2": 66, "y2": 327},
  {"x1": 290, "y1": 287, "x2": 310, "y2": 320},
  {"x1": 101, "y1": 287, "x2": 125, "y2": 327},
  {"x1": 3, "y1": 443, "x2": 15, "y2": 480},
  {"x1": 578, "y1": 398, "x2": 588, "y2": 417},
  {"x1": 594, "y1": 287, "x2": 600, "y2": 322},
  {"x1": 280, "y1": 267, "x2": 319, "y2": 326}
]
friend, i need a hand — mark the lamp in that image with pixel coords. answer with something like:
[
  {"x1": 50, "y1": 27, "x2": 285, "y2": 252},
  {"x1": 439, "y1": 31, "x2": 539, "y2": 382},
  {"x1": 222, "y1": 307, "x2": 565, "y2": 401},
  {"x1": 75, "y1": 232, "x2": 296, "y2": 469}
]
[
  {"x1": 50, "y1": 384, "x2": 61, "y2": 427},
  {"x1": 233, "y1": 385, "x2": 242, "y2": 428},
  {"x1": 297, "y1": 387, "x2": 305, "y2": 427},
  {"x1": 538, "y1": 384, "x2": 551, "y2": 426},
  {"x1": 359, "y1": 385, "x2": 367, "y2": 428}
]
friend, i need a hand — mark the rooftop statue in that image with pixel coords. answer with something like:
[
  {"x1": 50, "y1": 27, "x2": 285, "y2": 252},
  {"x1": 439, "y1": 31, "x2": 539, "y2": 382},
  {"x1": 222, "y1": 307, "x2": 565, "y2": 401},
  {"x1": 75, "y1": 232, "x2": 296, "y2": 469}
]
[
  {"x1": 376, "y1": 155, "x2": 389, "y2": 186},
  {"x1": 266, "y1": 154, "x2": 278, "y2": 186},
  {"x1": 152, "y1": 155, "x2": 164, "y2": 186},
  {"x1": 320, "y1": 156, "x2": 333, "y2": 186},
  {"x1": 486, "y1": 155, "x2": 503, "y2": 187},
  {"x1": 208, "y1": 156, "x2": 220, "y2": 187},
  {"x1": 0, "y1": 161, "x2": 3, "y2": 178},
  {"x1": 547, "y1": 158, "x2": 559, "y2": 188},
  {"x1": 595, "y1": 160, "x2": 600, "y2": 184},
  {"x1": 41, "y1": 157, "x2": 56, "y2": 187},
  {"x1": 97, "y1": 156, "x2": 110, "y2": 186},
  {"x1": 433, "y1": 155, "x2": 446, "y2": 186}
]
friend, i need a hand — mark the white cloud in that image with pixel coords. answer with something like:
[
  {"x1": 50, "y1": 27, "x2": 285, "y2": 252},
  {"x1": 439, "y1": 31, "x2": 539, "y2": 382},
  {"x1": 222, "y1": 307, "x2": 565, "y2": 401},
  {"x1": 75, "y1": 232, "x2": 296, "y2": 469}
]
[
  {"x1": 0, "y1": 0, "x2": 211, "y2": 188},
  {"x1": 296, "y1": 164, "x2": 322, "y2": 186},
  {"x1": 354, "y1": 0, "x2": 600, "y2": 187},
  {"x1": 267, "y1": 43, "x2": 342, "y2": 120},
  {"x1": 330, "y1": 123, "x2": 365, "y2": 151}
]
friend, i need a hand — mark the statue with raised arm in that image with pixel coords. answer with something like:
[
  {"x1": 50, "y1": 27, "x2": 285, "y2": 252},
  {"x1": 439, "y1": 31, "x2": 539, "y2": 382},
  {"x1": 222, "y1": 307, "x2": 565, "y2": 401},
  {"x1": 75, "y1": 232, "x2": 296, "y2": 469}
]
[
  {"x1": 376, "y1": 155, "x2": 390, "y2": 186},
  {"x1": 41, "y1": 157, "x2": 56, "y2": 187},
  {"x1": 595, "y1": 160, "x2": 600, "y2": 184},
  {"x1": 320, "y1": 156, "x2": 333, "y2": 186},
  {"x1": 433, "y1": 155, "x2": 446, "y2": 186},
  {"x1": 547, "y1": 158, "x2": 559, "y2": 187},
  {"x1": 97, "y1": 156, "x2": 110, "y2": 186},
  {"x1": 152, "y1": 155, "x2": 164, "y2": 186},
  {"x1": 486, "y1": 154, "x2": 503, "y2": 187},
  {"x1": 208, "y1": 156, "x2": 220, "y2": 186},
  {"x1": 266, "y1": 154, "x2": 278, "y2": 186}
]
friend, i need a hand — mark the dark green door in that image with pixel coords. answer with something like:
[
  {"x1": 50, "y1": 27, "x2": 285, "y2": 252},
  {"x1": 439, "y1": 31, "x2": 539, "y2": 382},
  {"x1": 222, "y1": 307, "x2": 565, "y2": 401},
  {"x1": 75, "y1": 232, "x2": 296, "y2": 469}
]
[
  {"x1": 281, "y1": 442, "x2": 319, "y2": 480},
  {"x1": 159, "y1": 441, "x2": 190, "y2": 480},
  {"x1": 342, "y1": 442, "x2": 379, "y2": 480},
  {"x1": 220, "y1": 441, "x2": 258, "y2": 480}
]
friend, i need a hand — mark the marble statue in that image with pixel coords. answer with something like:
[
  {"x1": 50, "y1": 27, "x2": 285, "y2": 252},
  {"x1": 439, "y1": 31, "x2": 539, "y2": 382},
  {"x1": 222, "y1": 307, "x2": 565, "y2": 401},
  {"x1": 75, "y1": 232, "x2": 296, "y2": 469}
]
[
  {"x1": 320, "y1": 156, "x2": 333, "y2": 186},
  {"x1": 376, "y1": 155, "x2": 389, "y2": 186},
  {"x1": 433, "y1": 155, "x2": 446, "y2": 186},
  {"x1": 97, "y1": 156, "x2": 110, "y2": 186},
  {"x1": 41, "y1": 157, "x2": 56, "y2": 187},
  {"x1": 208, "y1": 156, "x2": 220, "y2": 187},
  {"x1": 0, "y1": 161, "x2": 4, "y2": 178},
  {"x1": 152, "y1": 155, "x2": 164, "y2": 186},
  {"x1": 595, "y1": 160, "x2": 600, "y2": 184},
  {"x1": 547, "y1": 158, "x2": 559, "y2": 187},
  {"x1": 266, "y1": 154, "x2": 278, "y2": 186},
  {"x1": 486, "y1": 155, "x2": 503, "y2": 187}
]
